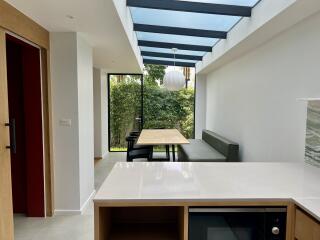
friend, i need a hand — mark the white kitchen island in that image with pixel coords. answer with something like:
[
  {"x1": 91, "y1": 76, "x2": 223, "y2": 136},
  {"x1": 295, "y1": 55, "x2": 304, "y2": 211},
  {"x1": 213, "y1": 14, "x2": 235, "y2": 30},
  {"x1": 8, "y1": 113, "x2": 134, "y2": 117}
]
[{"x1": 94, "y1": 162, "x2": 320, "y2": 240}]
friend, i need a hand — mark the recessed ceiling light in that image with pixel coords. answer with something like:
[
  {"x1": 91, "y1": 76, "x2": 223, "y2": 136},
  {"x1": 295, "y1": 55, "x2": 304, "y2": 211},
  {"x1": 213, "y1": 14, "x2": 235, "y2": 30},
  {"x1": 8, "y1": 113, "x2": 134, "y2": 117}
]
[{"x1": 66, "y1": 15, "x2": 75, "y2": 20}]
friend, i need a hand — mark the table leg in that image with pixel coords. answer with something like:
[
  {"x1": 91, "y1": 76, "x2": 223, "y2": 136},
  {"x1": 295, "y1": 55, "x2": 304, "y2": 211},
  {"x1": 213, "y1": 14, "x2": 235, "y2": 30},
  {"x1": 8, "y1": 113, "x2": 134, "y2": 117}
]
[
  {"x1": 166, "y1": 145, "x2": 170, "y2": 161},
  {"x1": 151, "y1": 146, "x2": 154, "y2": 160},
  {"x1": 172, "y1": 145, "x2": 175, "y2": 162}
]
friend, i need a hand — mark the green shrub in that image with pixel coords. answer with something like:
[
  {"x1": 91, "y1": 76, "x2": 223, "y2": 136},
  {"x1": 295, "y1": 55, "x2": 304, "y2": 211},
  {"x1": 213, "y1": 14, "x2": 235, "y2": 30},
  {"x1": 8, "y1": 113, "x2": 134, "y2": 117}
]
[{"x1": 109, "y1": 65, "x2": 195, "y2": 150}]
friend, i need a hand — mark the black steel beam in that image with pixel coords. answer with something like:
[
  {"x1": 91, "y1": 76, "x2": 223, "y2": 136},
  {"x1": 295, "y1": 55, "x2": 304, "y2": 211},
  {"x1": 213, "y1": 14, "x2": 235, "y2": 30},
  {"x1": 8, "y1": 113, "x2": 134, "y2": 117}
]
[
  {"x1": 134, "y1": 24, "x2": 227, "y2": 39},
  {"x1": 143, "y1": 58, "x2": 195, "y2": 67},
  {"x1": 141, "y1": 51, "x2": 202, "y2": 61},
  {"x1": 138, "y1": 40, "x2": 212, "y2": 52},
  {"x1": 127, "y1": 0, "x2": 252, "y2": 17}
]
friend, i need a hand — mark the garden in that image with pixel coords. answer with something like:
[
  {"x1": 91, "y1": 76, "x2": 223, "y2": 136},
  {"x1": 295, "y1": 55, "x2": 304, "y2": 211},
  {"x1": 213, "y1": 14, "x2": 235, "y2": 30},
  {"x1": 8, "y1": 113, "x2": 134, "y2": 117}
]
[{"x1": 109, "y1": 64, "x2": 195, "y2": 151}]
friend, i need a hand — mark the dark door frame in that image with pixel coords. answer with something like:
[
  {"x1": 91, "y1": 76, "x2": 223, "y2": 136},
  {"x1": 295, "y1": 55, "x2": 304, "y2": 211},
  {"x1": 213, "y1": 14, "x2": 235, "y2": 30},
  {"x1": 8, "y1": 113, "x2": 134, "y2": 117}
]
[{"x1": 107, "y1": 73, "x2": 144, "y2": 152}]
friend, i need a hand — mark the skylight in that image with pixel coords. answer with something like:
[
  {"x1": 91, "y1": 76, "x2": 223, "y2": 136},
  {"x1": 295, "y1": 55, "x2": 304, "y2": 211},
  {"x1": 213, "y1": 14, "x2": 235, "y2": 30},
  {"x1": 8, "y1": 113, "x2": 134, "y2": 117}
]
[
  {"x1": 176, "y1": 0, "x2": 260, "y2": 7},
  {"x1": 131, "y1": 8, "x2": 241, "y2": 32},
  {"x1": 127, "y1": 0, "x2": 261, "y2": 67}
]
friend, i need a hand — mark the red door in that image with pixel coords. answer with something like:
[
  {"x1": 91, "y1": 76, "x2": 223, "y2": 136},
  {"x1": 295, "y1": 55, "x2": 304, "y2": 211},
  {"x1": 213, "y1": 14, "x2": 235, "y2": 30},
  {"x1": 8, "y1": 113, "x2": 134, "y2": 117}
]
[{"x1": 6, "y1": 35, "x2": 45, "y2": 217}]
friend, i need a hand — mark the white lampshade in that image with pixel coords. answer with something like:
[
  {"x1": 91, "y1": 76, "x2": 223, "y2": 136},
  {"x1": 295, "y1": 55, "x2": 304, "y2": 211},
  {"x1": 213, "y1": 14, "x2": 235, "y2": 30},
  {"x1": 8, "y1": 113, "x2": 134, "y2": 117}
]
[{"x1": 163, "y1": 70, "x2": 185, "y2": 91}]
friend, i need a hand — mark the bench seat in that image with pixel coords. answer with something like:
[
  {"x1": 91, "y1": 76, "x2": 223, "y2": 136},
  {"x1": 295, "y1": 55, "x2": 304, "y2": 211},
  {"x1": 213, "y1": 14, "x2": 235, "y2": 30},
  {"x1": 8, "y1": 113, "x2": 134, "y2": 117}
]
[
  {"x1": 178, "y1": 139, "x2": 226, "y2": 162},
  {"x1": 178, "y1": 130, "x2": 239, "y2": 162}
]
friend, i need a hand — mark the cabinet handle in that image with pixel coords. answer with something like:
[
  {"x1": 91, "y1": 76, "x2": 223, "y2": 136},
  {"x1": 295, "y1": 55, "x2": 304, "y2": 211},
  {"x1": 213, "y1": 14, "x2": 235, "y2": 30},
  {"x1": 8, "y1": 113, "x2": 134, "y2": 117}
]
[{"x1": 5, "y1": 118, "x2": 16, "y2": 154}]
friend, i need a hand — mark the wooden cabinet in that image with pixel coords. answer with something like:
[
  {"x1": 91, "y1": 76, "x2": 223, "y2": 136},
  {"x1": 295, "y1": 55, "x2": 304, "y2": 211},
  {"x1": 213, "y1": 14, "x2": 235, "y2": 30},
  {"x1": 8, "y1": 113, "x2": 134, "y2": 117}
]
[
  {"x1": 94, "y1": 206, "x2": 187, "y2": 240},
  {"x1": 295, "y1": 209, "x2": 320, "y2": 240}
]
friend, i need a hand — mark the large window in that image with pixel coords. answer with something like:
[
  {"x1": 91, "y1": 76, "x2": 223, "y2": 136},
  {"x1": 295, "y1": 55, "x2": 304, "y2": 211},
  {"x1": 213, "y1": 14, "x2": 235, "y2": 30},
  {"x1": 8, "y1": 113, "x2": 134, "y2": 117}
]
[
  {"x1": 143, "y1": 65, "x2": 195, "y2": 139},
  {"x1": 108, "y1": 74, "x2": 143, "y2": 151},
  {"x1": 108, "y1": 65, "x2": 195, "y2": 152}
]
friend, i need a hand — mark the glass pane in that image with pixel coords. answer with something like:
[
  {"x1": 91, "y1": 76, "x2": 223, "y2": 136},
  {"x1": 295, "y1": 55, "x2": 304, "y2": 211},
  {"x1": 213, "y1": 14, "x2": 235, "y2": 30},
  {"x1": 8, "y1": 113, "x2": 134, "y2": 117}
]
[
  {"x1": 140, "y1": 46, "x2": 206, "y2": 56},
  {"x1": 130, "y1": 7, "x2": 240, "y2": 32},
  {"x1": 176, "y1": 0, "x2": 261, "y2": 7},
  {"x1": 109, "y1": 74, "x2": 143, "y2": 151},
  {"x1": 137, "y1": 32, "x2": 218, "y2": 46},
  {"x1": 144, "y1": 56, "x2": 197, "y2": 63}
]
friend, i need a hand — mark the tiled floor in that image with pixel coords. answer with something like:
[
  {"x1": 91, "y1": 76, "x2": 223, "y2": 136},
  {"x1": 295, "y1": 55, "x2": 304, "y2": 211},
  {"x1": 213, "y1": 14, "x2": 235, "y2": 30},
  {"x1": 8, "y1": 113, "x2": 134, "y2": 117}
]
[
  {"x1": 14, "y1": 152, "x2": 126, "y2": 240},
  {"x1": 14, "y1": 151, "x2": 175, "y2": 240}
]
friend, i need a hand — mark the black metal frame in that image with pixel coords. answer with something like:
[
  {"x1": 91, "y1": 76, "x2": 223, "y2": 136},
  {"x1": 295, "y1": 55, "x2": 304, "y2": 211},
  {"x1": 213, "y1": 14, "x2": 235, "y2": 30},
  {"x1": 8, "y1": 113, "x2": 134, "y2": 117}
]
[
  {"x1": 127, "y1": 0, "x2": 260, "y2": 67},
  {"x1": 127, "y1": 0, "x2": 252, "y2": 17},
  {"x1": 107, "y1": 73, "x2": 144, "y2": 152},
  {"x1": 143, "y1": 59, "x2": 195, "y2": 67},
  {"x1": 138, "y1": 40, "x2": 212, "y2": 52},
  {"x1": 141, "y1": 51, "x2": 202, "y2": 61},
  {"x1": 134, "y1": 24, "x2": 227, "y2": 39},
  {"x1": 193, "y1": 67, "x2": 197, "y2": 139},
  {"x1": 107, "y1": 67, "x2": 197, "y2": 152}
]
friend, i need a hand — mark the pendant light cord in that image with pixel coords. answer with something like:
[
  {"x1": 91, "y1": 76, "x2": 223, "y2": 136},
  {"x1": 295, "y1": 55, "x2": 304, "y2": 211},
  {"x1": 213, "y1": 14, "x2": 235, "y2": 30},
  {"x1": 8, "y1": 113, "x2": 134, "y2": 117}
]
[{"x1": 173, "y1": 48, "x2": 177, "y2": 70}]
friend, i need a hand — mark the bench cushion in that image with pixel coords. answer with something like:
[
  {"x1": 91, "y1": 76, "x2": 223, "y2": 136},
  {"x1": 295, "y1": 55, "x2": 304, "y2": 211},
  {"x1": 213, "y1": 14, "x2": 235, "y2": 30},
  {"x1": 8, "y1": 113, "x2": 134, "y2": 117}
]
[{"x1": 178, "y1": 139, "x2": 226, "y2": 162}]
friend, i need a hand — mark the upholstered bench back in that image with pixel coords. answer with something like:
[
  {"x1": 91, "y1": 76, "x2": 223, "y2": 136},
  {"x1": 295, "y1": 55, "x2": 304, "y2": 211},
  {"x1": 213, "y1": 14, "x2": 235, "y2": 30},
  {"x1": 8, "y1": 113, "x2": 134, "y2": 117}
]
[{"x1": 202, "y1": 130, "x2": 239, "y2": 162}]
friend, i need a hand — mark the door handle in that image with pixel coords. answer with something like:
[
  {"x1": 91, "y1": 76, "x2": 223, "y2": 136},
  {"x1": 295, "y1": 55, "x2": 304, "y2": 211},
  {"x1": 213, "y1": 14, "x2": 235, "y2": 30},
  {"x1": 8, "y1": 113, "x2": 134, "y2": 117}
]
[{"x1": 5, "y1": 118, "x2": 16, "y2": 154}]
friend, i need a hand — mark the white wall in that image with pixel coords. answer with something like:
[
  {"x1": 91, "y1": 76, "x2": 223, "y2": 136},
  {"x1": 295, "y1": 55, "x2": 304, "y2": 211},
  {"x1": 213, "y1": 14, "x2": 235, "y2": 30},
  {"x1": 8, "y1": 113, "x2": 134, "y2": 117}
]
[
  {"x1": 195, "y1": 75, "x2": 207, "y2": 139},
  {"x1": 101, "y1": 72, "x2": 108, "y2": 155},
  {"x1": 51, "y1": 33, "x2": 80, "y2": 211},
  {"x1": 77, "y1": 36, "x2": 94, "y2": 208},
  {"x1": 51, "y1": 32, "x2": 94, "y2": 214},
  {"x1": 93, "y1": 68, "x2": 108, "y2": 158},
  {"x1": 93, "y1": 68, "x2": 102, "y2": 157},
  {"x1": 205, "y1": 12, "x2": 320, "y2": 162}
]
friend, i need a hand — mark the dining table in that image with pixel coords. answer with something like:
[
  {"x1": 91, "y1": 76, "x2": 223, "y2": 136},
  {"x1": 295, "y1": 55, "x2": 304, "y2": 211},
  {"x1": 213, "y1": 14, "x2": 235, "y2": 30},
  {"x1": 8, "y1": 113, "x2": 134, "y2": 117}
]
[{"x1": 136, "y1": 129, "x2": 189, "y2": 161}]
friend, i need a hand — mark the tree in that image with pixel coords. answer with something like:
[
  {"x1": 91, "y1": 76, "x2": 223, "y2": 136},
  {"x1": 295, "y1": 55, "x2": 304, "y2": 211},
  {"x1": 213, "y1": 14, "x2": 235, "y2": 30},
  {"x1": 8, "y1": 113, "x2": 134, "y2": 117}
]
[{"x1": 144, "y1": 64, "x2": 166, "y2": 85}]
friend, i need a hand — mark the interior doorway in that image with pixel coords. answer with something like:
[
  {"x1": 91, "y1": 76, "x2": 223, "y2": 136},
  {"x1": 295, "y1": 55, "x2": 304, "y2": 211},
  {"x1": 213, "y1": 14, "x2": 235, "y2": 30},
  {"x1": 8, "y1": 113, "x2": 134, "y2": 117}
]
[{"x1": 6, "y1": 34, "x2": 45, "y2": 217}]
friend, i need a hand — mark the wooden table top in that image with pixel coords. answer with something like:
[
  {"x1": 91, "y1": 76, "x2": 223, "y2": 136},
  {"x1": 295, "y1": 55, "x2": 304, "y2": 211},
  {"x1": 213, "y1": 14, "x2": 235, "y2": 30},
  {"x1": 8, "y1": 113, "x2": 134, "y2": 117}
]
[{"x1": 136, "y1": 129, "x2": 190, "y2": 145}]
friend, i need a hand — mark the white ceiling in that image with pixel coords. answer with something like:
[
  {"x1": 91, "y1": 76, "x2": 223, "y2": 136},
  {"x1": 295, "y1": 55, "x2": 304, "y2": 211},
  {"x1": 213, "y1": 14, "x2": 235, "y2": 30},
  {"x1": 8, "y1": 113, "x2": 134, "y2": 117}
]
[{"x1": 5, "y1": 0, "x2": 142, "y2": 73}]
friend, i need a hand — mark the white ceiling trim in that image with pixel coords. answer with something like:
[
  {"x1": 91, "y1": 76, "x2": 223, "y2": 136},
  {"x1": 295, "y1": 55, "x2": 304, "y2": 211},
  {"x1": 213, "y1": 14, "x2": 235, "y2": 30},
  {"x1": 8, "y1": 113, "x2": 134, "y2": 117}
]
[{"x1": 5, "y1": 0, "x2": 143, "y2": 73}]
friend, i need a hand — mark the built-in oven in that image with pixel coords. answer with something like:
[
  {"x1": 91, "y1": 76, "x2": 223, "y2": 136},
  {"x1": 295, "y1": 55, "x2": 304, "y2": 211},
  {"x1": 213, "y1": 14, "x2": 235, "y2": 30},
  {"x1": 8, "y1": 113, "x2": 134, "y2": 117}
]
[{"x1": 189, "y1": 207, "x2": 287, "y2": 240}]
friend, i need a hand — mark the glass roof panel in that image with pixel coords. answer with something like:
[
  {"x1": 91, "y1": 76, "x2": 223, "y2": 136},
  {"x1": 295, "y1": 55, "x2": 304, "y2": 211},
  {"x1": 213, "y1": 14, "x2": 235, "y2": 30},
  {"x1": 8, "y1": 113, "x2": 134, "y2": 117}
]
[
  {"x1": 176, "y1": 0, "x2": 261, "y2": 7},
  {"x1": 143, "y1": 56, "x2": 197, "y2": 63},
  {"x1": 130, "y1": 7, "x2": 240, "y2": 32},
  {"x1": 136, "y1": 32, "x2": 218, "y2": 46},
  {"x1": 140, "y1": 47, "x2": 206, "y2": 56}
]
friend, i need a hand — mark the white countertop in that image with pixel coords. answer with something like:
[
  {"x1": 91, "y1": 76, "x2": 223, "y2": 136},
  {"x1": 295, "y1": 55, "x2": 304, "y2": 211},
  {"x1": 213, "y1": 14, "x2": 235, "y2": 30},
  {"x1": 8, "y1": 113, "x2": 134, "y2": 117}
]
[{"x1": 94, "y1": 162, "x2": 320, "y2": 220}]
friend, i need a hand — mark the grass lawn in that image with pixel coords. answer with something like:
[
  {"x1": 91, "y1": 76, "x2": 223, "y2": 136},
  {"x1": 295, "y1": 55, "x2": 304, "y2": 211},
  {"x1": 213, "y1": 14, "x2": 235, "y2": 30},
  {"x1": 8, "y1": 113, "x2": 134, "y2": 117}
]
[{"x1": 110, "y1": 146, "x2": 172, "y2": 152}]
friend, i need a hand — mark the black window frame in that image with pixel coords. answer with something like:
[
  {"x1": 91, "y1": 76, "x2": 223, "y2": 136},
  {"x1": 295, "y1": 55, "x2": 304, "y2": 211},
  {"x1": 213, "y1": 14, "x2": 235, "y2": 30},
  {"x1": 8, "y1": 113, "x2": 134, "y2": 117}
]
[{"x1": 107, "y1": 70, "x2": 196, "y2": 152}]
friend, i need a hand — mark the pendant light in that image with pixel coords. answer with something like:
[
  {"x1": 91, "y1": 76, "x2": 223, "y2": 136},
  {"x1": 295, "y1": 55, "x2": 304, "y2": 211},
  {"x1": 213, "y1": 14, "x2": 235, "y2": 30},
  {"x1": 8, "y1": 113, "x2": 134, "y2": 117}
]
[{"x1": 163, "y1": 48, "x2": 185, "y2": 91}]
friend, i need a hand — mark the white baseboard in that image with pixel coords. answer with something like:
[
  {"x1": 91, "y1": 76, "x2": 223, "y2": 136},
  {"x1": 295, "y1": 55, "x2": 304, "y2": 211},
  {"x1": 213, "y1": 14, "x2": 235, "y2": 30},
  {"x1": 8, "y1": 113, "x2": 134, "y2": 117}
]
[
  {"x1": 54, "y1": 209, "x2": 82, "y2": 215},
  {"x1": 54, "y1": 190, "x2": 96, "y2": 216},
  {"x1": 80, "y1": 190, "x2": 96, "y2": 214},
  {"x1": 102, "y1": 151, "x2": 108, "y2": 159}
]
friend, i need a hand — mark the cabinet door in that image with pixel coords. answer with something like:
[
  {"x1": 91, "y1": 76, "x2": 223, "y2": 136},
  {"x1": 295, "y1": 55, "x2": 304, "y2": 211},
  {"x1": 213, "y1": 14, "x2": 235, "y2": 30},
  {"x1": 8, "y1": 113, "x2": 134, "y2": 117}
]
[
  {"x1": 295, "y1": 209, "x2": 320, "y2": 240},
  {"x1": 0, "y1": 29, "x2": 14, "y2": 240}
]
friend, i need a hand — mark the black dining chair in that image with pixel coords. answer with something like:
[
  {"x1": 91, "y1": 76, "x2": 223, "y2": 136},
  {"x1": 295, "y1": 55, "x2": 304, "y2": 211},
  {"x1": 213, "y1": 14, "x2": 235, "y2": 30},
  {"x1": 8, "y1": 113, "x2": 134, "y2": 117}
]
[
  {"x1": 129, "y1": 131, "x2": 152, "y2": 150},
  {"x1": 129, "y1": 130, "x2": 140, "y2": 137},
  {"x1": 126, "y1": 135, "x2": 153, "y2": 162}
]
